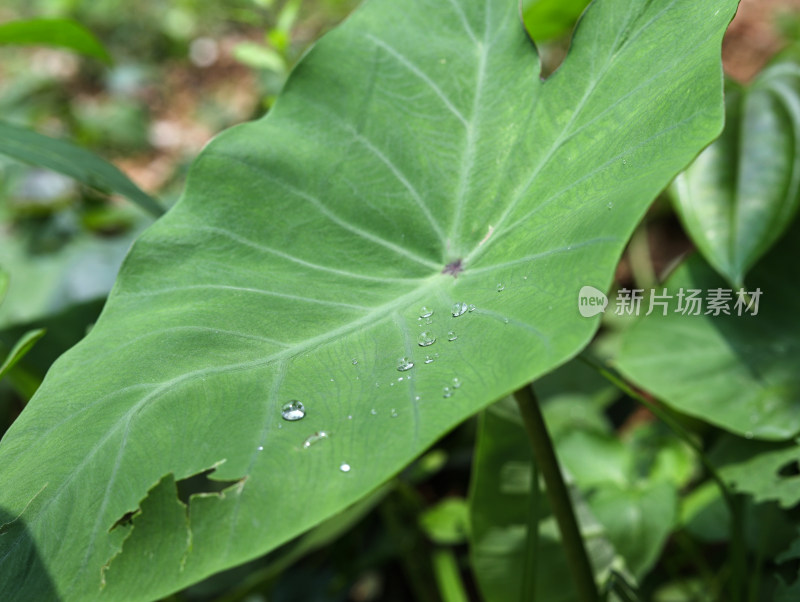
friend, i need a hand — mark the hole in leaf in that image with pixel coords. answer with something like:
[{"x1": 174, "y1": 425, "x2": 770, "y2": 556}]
[
  {"x1": 176, "y1": 468, "x2": 243, "y2": 504},
  {"x1": 109, "y1": 510, "x2": 138, "y2": 533},
  {"x1": 777, "y1": 460, "x2": 800, "y2": 478}
]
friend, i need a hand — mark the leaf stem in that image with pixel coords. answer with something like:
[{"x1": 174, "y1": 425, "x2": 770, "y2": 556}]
[
  {"x1": 513, "y1": 385, "x2": 599, "y2": 602},
  {"x1": 520, "y1": 457, "x2": 539, "y2": 601}
]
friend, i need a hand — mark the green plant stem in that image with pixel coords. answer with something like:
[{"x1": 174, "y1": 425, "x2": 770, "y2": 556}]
[
  {"x1": 520, "y1": 458, "x2": 540, "y2": 601},
  {"x1": 513, "y1": 385, "x2": 599, "y2": 602},
  {"x1": 432, "y1": 548, "x2": 469, "y2": 602},
  {"x1": 581, "y1": 355, "x2": 746, "y2": 602}
]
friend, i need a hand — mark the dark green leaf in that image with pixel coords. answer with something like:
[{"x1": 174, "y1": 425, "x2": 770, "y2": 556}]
[
  {"x1": 0, "y1": 122, "x2": 164, "y2": 217},
  {"x1": 672, "y1": 62, "x2": 800, "y2": 287},
  {"x1": 0, "y1": 329, "x2": 46, "y2": 382},
  {"x1": 710, "y1": 435, "x2": 800, "y2": 509},
  {"x1": 616, "y1": 217, "x2": 800, "y2": 440}
]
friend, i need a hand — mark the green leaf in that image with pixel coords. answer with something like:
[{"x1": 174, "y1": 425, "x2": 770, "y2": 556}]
[
  {"x1": 0, "y1": 18, "x2": 111, "y2": 63},
  {"x1": 671, "y1": 62, "x2": 800, "y2": 287},
  {"x1": 0, "y1": 329, "x2": 46, "y2": 382},
  {"x1": 616, "y1": 217, "x2": 800, "y2": 440},
  {"x1": 468, "y1": 397, "x2": 617, "y2": 602},
  {"x1": 588, "y1": 482, "x2": 676, "y2": 578},
  {"x1": 710, "y1": 435, "x2": 800, "y2": 509},
  {"x1": 419, "y1": 498, "x2": 470, "y2": 545},
  {"x1": 523, "y1": 0, "x2": 591, "y2": 41},
  {"x1": 0, "y1": 0, "x2": 736, "y2": 598},
  {"x1": 0, "y1": 121, "x2": 164, "y2": 217}
]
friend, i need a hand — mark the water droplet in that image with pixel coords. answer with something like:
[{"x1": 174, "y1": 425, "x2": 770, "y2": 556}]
[
  {"x1": 442, "y1": 386, "x2": 453, "y2": 398},
  {"x1": 523, "y1": 276, "x2": 528, "y2": 280},
  {"x1": 622, "y1": 159, "x2": 627, "y2": 165},
  {"x1": 745, "y1": 431, "x2": 754, "y2": 440},
  {"x1": 415, "y1": 395, "x2": 421, "y2": 401},
  {"x1": 390, "y1": 382, "x2": 395, "y2": 387},
  {"x1": 425, "y1": 317, "x2": 433, "y2": 325},
  {"x1": 420, "y1": 306, "x2": 434, "y2": 318},
  {"x1": 468, "y1": 304, "x2": 476, "y2": 312},
  {"x1": 352, "y1": 358, "x2": 358, "y2": 365},
  {"x1": 452, "y1": 302, "x2": 468, "y2": 317},
  {"x1": 503, "y1": 318, "x2": 509, "y2": 324},
  {"x1": 391, "y1": 409, "x2": 398, "y2": 418},
  {"x1": 398, "y1": 377, "x2": 404, "y2": 381},
  {"x1": 339, "y1": 462, "x2": 351, "y2": 473},
  {"x1": 496, "y1": 283, "x2": 505, "y2": 292},
  {"x1": 303, "y1": 431, "x2": 329, "y2": 449},
  {"x1": 257, "y1": 445, "x2": 264, "y2": 451},
  {"x1": 281, "y1": 400, "x2": 306, "y2": 421},
  {"x1": 424, "y1": 355, "x2": 435, "y2": 364},
  {"x1": 347, "y1": 415, "x2": 353, "y2": 420},
  {"x1": 397, "y1": 357, "x2": 414, "y2": 371},
  {"x1": 370, "y1": 409, "x2": 377, "y2": 415},
  {"x1": 452, "y1": 377, "x2": 461, "y2": 389},
  {"x1": 606, "y1": 202, "x2": 613, "y2": 210},
  {"x1": 418, "y1": 331, "x2": 436, "y2": 347},
  {"x1": 447, "y1": 331, "x2": 458, "y2": 341}
]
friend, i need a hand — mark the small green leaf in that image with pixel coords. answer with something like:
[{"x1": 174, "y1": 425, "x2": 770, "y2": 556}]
[
  {"x1": 710, "y1": 435, "x2": 800, "y2": 509},
  {"x1": 419, "y1": 498, "x2": 470, "y2": 545},
  {"x1": 523, "y1": 0, "x2": 591, "y2": 41},
  {"x1": 616, "y1": 217, "x2": 800, "y2": 440},
  {"x1": 0, "y1": 121, "x2": 164, "y2": 217},
  {"x1": 0, "y1": 18, "x2": 111, "y2": 63},
  {"x1": 0, "y1": 329, "x2": 46, "y2": 382},
  {"x1": 672, "y1": 62, "x2": 800, "y2": 287}
]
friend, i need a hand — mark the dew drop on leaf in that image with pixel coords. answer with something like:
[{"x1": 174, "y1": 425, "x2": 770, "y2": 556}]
[
  {"x1": 452, "y1": 377, "x2": 461, "y2": 389},
  {"x1": 302, "y1": 431, "x2": 328, "y2": 448},
  {"x1": 452, "y1": 302, "x2": 468, "y2": 317},
  {"x1": 397, "y1": 357, "x2": 414, "y2": 371},
  {"x1": 447, "y1": 331, "x2": 457, "y2": 341},
  {"x1": 418, "y1": 331, "x2": 436, "y2": 347},
  {"x1": 391, "y1": 409, "x2": 398, "y2": 418},
  {"x1": 339, "y1": 463, "x2": 351, "y2": 473},
  {"x1": 281, "y1": 400, "x2": 305, "y2": 421},
  {"x1": 352, "y1": 358, "x2": 358, "y2": 365},
  {"x1": 468, "y1": 304, "x2": 476, "y2": 312},
  {"x1": 424, "y1": 355, "x2": 434, "y2": 364},
  {"x1": 442, "y1": 386, "x2": 453, "y2": 398},
  {"x1": 496, "y1": 283, "x2": 505, "y2": 292},
  {"x1": 419, "y1": 306, "x2": 434, "y2": 318}
]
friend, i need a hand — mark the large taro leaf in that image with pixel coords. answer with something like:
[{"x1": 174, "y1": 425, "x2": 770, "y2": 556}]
[
  {"x1": 616, "y1": 215, "x2": 800, "y2": 441},
  {"x1": 0, "y1": 0, "x2": 737, "y2": 599},
  {"x1": 671, "y1": 61, "x2": 800, "y2": 288}
]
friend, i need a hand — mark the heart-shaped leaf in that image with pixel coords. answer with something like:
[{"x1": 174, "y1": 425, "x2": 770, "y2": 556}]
[
  {"x1": 671, "y1": 61, "x2": 800, "y2": 288},
  {"x1": 0, "y1": 0, "x2": 737, "y2": 599}
]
